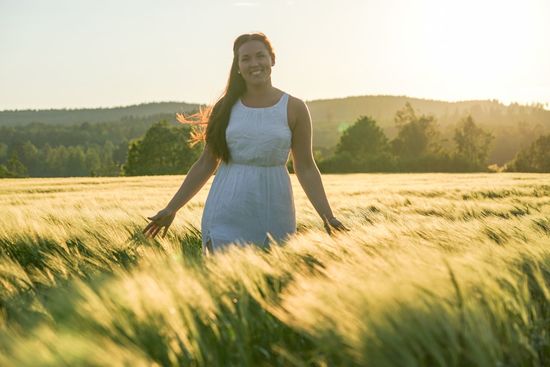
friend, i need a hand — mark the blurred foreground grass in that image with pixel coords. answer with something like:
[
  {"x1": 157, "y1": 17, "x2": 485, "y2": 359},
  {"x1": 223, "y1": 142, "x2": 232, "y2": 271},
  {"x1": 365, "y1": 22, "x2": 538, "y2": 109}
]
[{"x1": 0, "y1": 173, "x2": 549, "y2": 366}]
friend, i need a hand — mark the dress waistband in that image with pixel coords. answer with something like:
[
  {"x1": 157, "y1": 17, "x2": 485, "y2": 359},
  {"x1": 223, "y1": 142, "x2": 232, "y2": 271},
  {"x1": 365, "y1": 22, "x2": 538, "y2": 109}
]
[{"x1": 223, "y1": 161, "x2": 287, "y2": 168}]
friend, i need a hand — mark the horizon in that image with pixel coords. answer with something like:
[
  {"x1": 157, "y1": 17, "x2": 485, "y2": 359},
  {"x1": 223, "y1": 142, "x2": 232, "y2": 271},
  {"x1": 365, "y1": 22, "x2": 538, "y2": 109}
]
[
  {"x1": 1, "y1": 93, "x2": 548, "y2": 113},
  {"x1": 2, "y1": 0, "x2": 549, "y2": 110}
]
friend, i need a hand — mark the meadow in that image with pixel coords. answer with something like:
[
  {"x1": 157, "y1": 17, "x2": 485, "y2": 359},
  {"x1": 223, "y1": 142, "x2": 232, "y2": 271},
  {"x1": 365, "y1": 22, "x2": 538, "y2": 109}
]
[{"x1": 0, "y1": 173, "x2": 549, "y2": 366}]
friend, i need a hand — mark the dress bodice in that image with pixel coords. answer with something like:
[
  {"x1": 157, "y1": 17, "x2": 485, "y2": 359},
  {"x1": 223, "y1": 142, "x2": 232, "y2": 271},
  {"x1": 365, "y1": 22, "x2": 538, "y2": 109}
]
[{"x1": 226, "y1": 93, "x2": 291, "y2": 167}]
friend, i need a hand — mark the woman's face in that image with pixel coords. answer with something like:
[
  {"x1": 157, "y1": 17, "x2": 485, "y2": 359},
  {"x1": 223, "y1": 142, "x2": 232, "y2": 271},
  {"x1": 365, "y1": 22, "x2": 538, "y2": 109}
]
[{"x1": 237, "y1": 40, "x2": 273, "y2": 86}]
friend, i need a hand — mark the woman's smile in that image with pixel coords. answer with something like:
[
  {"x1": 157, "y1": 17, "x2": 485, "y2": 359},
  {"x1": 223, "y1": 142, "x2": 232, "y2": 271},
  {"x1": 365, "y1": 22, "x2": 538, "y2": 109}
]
[{"x1": 250, "y1": 69, "x2": 263, "y2": 76}]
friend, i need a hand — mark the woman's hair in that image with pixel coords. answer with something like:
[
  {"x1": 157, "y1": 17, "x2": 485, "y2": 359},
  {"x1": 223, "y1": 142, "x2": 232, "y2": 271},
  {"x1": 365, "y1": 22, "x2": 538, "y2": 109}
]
[{"x1": 205, "y1": 32, "x2": 276, "y2": 163}]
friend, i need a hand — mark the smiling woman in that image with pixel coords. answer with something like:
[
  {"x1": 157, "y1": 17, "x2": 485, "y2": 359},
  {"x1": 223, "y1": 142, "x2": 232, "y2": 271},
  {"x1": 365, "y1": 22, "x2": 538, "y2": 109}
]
[{"x1": 143, "y1": 32, "x2": 348, "y2": 254}]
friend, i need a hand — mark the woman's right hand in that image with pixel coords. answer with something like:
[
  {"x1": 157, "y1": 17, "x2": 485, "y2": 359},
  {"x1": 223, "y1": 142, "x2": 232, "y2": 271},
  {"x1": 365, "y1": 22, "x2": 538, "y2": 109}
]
[
  {"x1": 323, "y1": 216, "x2": 349, "y2": 236},
  {"x1": 143, "y1": 208, "x2": 177, "y2": 238}
]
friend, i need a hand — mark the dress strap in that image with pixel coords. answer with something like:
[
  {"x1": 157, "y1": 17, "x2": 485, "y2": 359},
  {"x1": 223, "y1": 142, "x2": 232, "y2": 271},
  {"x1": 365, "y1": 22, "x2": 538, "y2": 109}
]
[{"x1": 280, "y1": 93, "x2": 289, "y2": 109}]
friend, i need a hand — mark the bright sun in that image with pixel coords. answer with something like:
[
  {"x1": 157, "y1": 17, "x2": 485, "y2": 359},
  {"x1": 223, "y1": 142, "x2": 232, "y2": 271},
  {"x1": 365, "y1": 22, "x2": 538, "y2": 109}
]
[{"x1": 416, "y1": 0, "x2": 546, "y2": 103}]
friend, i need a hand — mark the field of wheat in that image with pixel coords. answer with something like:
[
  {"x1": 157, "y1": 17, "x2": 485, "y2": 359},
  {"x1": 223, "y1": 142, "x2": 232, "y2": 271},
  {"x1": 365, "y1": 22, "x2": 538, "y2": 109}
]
[{"x1": 0, "y1": 173, "x2": 549, "y2": 366}]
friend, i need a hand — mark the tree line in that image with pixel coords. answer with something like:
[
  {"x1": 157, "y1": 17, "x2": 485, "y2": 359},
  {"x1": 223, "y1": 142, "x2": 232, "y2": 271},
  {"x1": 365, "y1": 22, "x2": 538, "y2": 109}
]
[
  {"x1": 3, "y1": 96, "x2": 549, "y2": 164},
  {"x1": 1, "y1": 103, "x2": 549, "y2": 178},
  {"x1": 318, "y1": 103, "x2": 549, "y2": 173},
  {"x1": 319, "y1": 103, "x2": 491, "y2": 172},
  {"x1": 0, "y1": 121, "x2": 199, "y2": 178}
]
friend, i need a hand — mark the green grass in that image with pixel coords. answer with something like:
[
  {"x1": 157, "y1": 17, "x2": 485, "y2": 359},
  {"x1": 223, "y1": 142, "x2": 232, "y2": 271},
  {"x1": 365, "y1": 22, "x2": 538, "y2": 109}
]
[{"x1": 0, "y1": 173, "x2": 549, "y2": 366}]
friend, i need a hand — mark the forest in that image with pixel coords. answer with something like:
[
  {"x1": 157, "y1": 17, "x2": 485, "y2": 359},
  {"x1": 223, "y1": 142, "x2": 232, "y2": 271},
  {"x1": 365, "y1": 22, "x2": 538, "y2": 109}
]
[{"x1": 1, "y1": 96, "x2": 549, "y2": 177}]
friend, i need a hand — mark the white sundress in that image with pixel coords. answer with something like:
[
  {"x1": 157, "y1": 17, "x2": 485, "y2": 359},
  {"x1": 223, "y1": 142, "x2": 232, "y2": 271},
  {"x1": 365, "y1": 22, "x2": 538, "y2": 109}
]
[{"x1": 201, "y1": 92, "x2": 296, "y2": 254}]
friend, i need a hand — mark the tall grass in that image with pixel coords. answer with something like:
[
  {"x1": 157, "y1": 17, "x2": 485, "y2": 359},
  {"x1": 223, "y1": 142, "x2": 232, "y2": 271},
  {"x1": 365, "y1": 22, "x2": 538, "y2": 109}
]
[{"x1": 0, "y1": 173, "x2": 549, "y2": 366}]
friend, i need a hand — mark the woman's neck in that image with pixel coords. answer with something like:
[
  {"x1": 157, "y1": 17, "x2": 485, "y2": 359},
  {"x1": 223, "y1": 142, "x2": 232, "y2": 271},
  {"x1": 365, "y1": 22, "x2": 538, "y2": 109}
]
[{"x1": 243, "y1": 81, "x2": 275, "y2": 99}]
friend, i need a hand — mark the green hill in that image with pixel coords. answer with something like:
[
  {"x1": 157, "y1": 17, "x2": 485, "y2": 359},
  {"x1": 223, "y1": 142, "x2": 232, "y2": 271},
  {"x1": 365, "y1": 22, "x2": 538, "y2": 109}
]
[
  {"x1": 306, "y1": 96, "x2": 550, "y2": 164},
  {"x1": 0, "y1": 102, "x2": 198, "y2": 126},
  {"x1": 2, "y1": 95, "x2": 549, "y2": 165}
]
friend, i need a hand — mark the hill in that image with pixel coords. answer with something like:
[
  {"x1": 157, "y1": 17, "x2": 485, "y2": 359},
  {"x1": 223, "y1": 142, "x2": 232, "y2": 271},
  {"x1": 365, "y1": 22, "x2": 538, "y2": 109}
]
[
  {"x1": 307, "y1": 96, "x2": 550, "y2": 162},
  {"x1": 0, "y1": 102, "x2": 198, "y2": 126},
  {"x1": 2, "y1": 96, "x2": 549, "y2": 164}
]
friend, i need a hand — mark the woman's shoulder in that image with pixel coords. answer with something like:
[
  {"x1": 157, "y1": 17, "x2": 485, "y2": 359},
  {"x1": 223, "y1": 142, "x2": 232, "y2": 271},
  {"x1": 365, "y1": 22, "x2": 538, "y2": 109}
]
[
  {"x1": 285, "y1": 93, "x2": 310, "y2": 132},
  {"x1": 284, "y1": 92, "x2": 307, "y2": 109}
]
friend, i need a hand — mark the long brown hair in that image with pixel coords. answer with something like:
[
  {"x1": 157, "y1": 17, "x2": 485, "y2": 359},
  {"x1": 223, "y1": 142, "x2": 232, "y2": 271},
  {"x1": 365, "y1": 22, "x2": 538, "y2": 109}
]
[{"x1": 205, "y1": 33, "x2": 276, "y2": 162}]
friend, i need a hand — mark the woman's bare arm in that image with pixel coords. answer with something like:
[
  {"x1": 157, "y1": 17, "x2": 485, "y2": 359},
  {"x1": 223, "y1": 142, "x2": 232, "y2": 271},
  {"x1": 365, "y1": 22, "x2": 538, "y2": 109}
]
[
  {"x1": 143, "y1": 144, "x2": 219, "y2": 238},
  {"x1": 290, "y1": 97, "x2": 347, "y2": 234},
  {"x1": 165, "y1": 144, "x2": 220, "y2": 212}
]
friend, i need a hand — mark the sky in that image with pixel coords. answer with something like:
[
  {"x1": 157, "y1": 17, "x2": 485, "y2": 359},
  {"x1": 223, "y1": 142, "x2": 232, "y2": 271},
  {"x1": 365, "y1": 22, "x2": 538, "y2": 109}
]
[{"x1": 1, "y1": 0, "x2": 549, "y2": 110}]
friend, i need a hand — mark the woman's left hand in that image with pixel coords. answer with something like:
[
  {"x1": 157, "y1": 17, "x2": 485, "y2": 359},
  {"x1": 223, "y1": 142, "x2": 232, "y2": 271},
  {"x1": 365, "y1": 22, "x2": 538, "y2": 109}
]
[
  {"x1": 323, "y1": 216, "x2": 349, "y2": 235},
  {"x1": 143, "y1": 208, "x2": 177, "y2": 238}
]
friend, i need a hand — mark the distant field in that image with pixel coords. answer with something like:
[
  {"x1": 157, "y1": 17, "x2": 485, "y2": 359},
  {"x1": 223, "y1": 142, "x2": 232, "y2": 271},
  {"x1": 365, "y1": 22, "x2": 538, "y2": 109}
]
[{"x1": 0, "y1": 173, "x2": 549, "y2": 366}]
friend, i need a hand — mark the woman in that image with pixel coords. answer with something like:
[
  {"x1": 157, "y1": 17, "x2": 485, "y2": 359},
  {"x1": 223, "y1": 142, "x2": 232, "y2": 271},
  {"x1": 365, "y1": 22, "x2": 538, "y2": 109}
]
[{"x1": 143, "y1": 32, "x2": 347, "y2": 253}]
